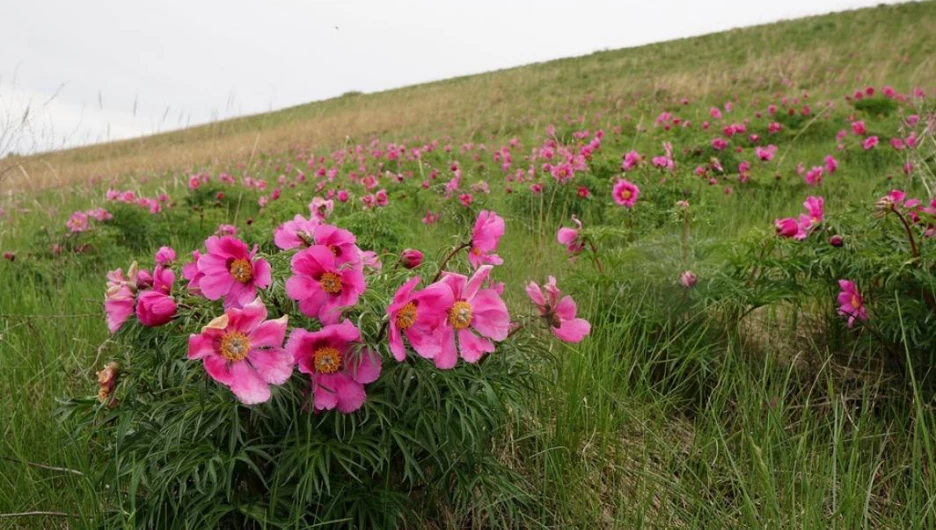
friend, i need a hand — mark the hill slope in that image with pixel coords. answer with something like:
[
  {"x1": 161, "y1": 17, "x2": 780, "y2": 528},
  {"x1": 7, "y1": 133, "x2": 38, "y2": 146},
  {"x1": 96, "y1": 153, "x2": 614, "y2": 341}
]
[{"x1": 3, "y1": 1, "x2": 935, "y2": 190}]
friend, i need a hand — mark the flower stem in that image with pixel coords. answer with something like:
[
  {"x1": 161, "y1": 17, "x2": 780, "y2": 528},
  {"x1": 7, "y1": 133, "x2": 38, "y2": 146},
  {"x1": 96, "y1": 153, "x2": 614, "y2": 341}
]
[
  {"x1": 586, "y1": 237, "x2": 604, "y2": 274},
  {"x1": 892, "y1": 209, "x2": 919, "y2": 258},
  {"x1": 431, "y1": 242, "x2": 471, "y2": 283}
]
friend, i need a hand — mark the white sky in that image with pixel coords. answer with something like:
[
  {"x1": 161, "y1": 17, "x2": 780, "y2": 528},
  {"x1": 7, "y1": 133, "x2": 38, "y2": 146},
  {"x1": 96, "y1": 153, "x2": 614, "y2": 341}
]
[{"x1": 0, "y1": 0, "x2": 910, "y2": 155}]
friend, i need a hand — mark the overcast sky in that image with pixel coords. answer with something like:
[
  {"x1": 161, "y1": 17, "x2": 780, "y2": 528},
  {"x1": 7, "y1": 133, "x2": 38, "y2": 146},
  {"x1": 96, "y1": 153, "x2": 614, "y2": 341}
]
[{"x1": 0, "y1": 0, "x2": 910, "y2": 155}]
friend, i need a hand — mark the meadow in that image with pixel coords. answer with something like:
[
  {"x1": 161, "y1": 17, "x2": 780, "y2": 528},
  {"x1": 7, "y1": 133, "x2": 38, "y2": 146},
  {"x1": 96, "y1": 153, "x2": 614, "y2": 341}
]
[{"x1": 2, "y1": 2, "x2": 936, "y2": 528}]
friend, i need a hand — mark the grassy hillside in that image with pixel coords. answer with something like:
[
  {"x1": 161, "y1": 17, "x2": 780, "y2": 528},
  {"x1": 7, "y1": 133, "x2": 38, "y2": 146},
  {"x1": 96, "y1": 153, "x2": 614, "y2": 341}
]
[
  {"x1": 2, "y1": 2, "x2": 936, "y2": 529},
  {"x1": 2, "y1": 1, "x2": 935, "y2": 191}
]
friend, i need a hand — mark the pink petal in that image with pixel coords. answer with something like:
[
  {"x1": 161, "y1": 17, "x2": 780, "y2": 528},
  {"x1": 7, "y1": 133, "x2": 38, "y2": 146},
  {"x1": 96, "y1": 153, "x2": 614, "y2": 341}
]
[
  {"x1": 252, "y1": 258, "x2": 272, "y2": 289},
  {"x1": 247, "y1": 347, "x2": 293, "y2": 385},
  {"x1": 554, "y1": 295, "x2": 578, "y2": 321},
  {"x1": 434, "y1": 326, "x2": 458, "y2": 369},
  {"x1": 470, "y1": 289, "x2": 510, "y2": 341},
  {"x1": 525, "y1": 281, "x2": 546, "y2": 309},
  {"x1": 347, "y1": 349, "x2": 381, "y2": 384},
  {"x1": 457, "y1": 329, "x2": 494, "y2": 363},
  {"x1": 188, "y1": 333, "x2": 218, "y2": 360},
  {"x1": 553, "y1": 318, "x2": 591, "y2": 343},
  {"x1": 248, "y1": 316, "x2": 288, "y2": 348},
  {"x1": 228, "y1": 362, "x2": 271, "y2": 404},
  {"x1": 203, "y1": 354, "x2": 234, "y2": 384}
]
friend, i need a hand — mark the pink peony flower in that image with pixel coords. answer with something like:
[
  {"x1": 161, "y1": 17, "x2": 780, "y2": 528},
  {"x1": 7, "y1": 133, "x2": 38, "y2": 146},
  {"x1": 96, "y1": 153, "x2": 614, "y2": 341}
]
[
  {"x1": 400, "y1": 249, "x2": 424, "y2": 269},
  {"x1": 287, "y1": 320, "x2": 381, "y2": 413},
  {"x1": 104, "y1": 262, "x2": 139, "y2": 333},
  {"x1": 837, "y1": 280, "x2": 868, "y2": 328},
  {"x1": 310, "y1": 224, "x2": 363, "y2": 269},
  {"x1": 862, "y1": 136, "x2": 879, "y2": 150},
  {"x1": 851, "y1": 121, "x2": 867, "y2": 136},
  {"x1": 525, "y1": 276, "x2": 591, "y2": 343},
  {"x1": 66, "y1": 211, "x2": 90, "y2": 232},
  {"x1": 273, "y1": 214, "x2": 320, "y2": 250},
  {"x1": 196, "y1": 236, "x2": 272, "y2": 309},
  {"x1": 182, "y1": 250, "x2": 204, "y2": 293},
  {"x1": 775, "y1": 218, "x2": 799, "y2": 238},
  {"x1": 804, "y1": 166, "x2": 824, "y2": 186},
  {"x1": 135, "y1": 265, "x2": 177, "y2": 327},
  {"x1": 285, "y1": 245, "x2": 366, "y2": 324},
  {"x1": 622, "y1": 150, "x2": 641, "y2": 171},
  {"x1": 680, "y1": 271, "x2": 698, "y2": 288},
  {"x1": 155, "y1": 246, "x2": 176, "y2": 265},
  {"x1": 557, "y1": 216, "x2": 585, "y2": 257},
  {"x1": 824, "y1": 155, "x2": 838, "y2": 174},
  {"x1": 469, "y1": 210, "x2": 505, "y2": 269},
  {"x1": 612, "y1": 179, "x2": 640, "y2": 208},
  {"x1": 434, "y1": 265, "x2": 510, "y2": 368},
  {"x1": 386, "y1": 277, "x2": 453, "y2": 361},
  {"x1": 309, "y1": 197, "x2": 334, "y2": 222},
  {"x1": 187, "y1": 298, "x2": 291, "y2": 404}
]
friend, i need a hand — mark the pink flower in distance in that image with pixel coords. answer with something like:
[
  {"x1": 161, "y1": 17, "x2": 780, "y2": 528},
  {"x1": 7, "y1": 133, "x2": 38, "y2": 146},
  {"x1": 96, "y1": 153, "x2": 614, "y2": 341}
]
[
  {"x1": 525, "y1": 276, "x2": 591, "y2": 343},
  {"x1": 287, "y1": 320, "x2": 381, "y2": 413},
  {"x1": 387, "y1": 277, "x2": 454, "y2": 361},
  {"x1": 135, "y1": 265, "x2": 177, "y2": 327},
  {"x1": 804, "y1": 166, "x2": 824, "y2": 186},
  {"x1": 851, "y1": 121, "x2": 867, "y2": 136},
  {"x1": 273, "y1": 214, "x2": 320, "y2": 250},
  {"x1": 469, "y1": 210, "x2": 505, "y2": 269},
  {"x1": 285, "y1": 245, "x2": 366, "y2": 324},
  {"x1": 862, "y1": 136, "x2": 879, "y2": 150},
  {"x1": 755, "y1": 145, "x2": 777, "y2": 162},
  {"x1": 680, "y1": 271, "x2": 698, "y2": 288},
  {"x1": 155, "y1": 246, "x2": 176, "y2": 265},
  {"x1": 434, "y1": 265, "x2": 510, "y2": 369},
  {"x1": 557, "y1": 216, "x2": 585, "y2": 257},
  {"x1": 824, "y1": 155, "x2": 838, "y2": 174},
  {"x1": 803, "y1": 196, "x2": 824, "y2": 225},
  {"x1": 187, "y1": 298, "x2": 291, "y2": 404},
  {"x1": 613, "y1": 179, "x2": 639, "y2": 208},
  {"x1": 182, "y1": 250, "x2": 204, "y2": 293},
  {"x1": 66, "y1": 211, "x2": 90, "y2": 232},
  {"x1": 196, "y1": 236, "x2": 272, "y2": 309},
  {"x1": 837, "y1": 280, "x2": 868, "y2": 328},
  {"x1": 309, "y1": 197, "x2": 334, "y2": 222}
]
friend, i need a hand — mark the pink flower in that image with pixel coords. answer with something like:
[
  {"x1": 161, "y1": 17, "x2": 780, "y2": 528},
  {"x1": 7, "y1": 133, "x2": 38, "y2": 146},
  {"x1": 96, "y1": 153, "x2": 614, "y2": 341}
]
[
  {"x1": 215, "y1": 224, "x2": 237, "y2": 236},
  {"x1": 459, "y1": 193, "x2": 474, "y2": 207},
  {"x1": 862, "y1": 136, "x2": 879, "y2": 150},
  {"x1": 155, "y1": 246, "x2": 176, "y2": 265},
  {"x1": 612, "y1": 179, "x2": 639, "y2": 208},
  {"x1": 375, "y1": 189, "x2": 389, "y2": 207},
  {"x1": 622, "y1": 150, "x2": 641, "y2": 170},
  {"x1": 680, "y1": 271, "x2": 698, "y2": 288},
  {"x1": 803, "y1": 196, "x2": 824, "y2": 225},
  {"x1": 104, "y1": 262, "x2": 139, "y2": 333},
  {"x1": 890, "y1": 138, "x2": 906, "y2": 151},
  {"x1": 755, "y1": 145, "x2": 777, "y2": 162},
  {"x1": 837, "y1": 280, "x2": 868, "y2": 328},
  {"x1": 804, "y1": 166, "x2": 824, "y2": 186},
  {"x1": 196, "y1": 236, "x2": 272, "y2": 309},
  {"x1": 775, "y1": 218, "x2": 799, "y2": 238},
  {"x1": 135, "y1": 265, "x2": 177, "y2": 327},
  {"x1": 273, "y1": 214, "x2": 319, "y2": 250},
  {"x1": 287, "y1": 320, "x2": 381, "y2": 413},
  {"x1": 422, "y1": 210, "x2": 440, "y2": 225},
  {"x1": 66, "y1": 211, "x2": 90, "y2": 232},
  {"x1": 768, "y1": 122, "x2": 782, "y2": 134},
  {"x1": 525, "y1": 276, "x2": 590, "y2": 343},
  {"x1": 825, "y1": 155, "x2": 838, "y2": 174},
  {"x1": 386, "y1": 277, "x2": 453, "y2": 361},
  {"x1": 361, "y1": 250, "x2": 382, "y2": 271},
  {"x1": 712, "y1": 138, "x2": 728, "y2": 151},
  {"x1": 557, "y1": 216, "x2": 585, "y2": 257},
  {"x1": 187, "y1": 298, "x2": 291, "y2": 404},
  {"x1": 182, "y1": 250, "x2": 204, "y2": 293},
  {"x1": 851, "y1": 121, "x2": 867, "y2": 136},
  {"x1": 434, "y1": 265, "x2": 510, "y2": 368},
  {"x1": 285, "y1": 245, "x2": 366, "y2": 324},
  {"x1": 309, "y1": 197, "x2": 334, "y2": 222},
  {"x1": 309, "y1": 224, "x2": 363, "y2": 269},
  {"x1": 337, "y1": 190, "x2": 349, "y2": 203},
  {"x1": 469, "y1": 210, "x2": 505, "y2": 269},
  {"x1": 400, "y1": 249, "x2": 424, "y2": 269}
]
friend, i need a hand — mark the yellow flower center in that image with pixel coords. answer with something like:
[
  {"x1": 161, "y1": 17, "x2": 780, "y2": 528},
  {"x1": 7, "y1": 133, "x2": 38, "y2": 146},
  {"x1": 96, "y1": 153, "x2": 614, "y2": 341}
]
[
  {"x1": 448, "y1": 301, "x2": 474, "y2": 330},
  {"x1": 621, "y1": 189, "x2": 632, "y2": 200},
  {"x1": 319, "y1": 272, "x2": 342, "y2": 294},
  {"x1": 313, "y1": 347, "x2": 342, "y2": 374},
  {"x1": 851, "y1": 295, "x2": 860, "y2": 309},
  {"x1": 229, "y1": 258, "x2": 253, "y2": 284},
  {"x1": 220, "y1": 331, "x2": 250, "y2": 362},
  {"x1": 395, "y1": 302, "x2": 418, "y2": 330}
]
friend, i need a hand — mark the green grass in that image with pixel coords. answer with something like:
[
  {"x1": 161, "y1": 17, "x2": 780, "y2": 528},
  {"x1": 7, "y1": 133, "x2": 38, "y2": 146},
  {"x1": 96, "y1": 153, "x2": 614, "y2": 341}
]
[{"x1": 3, "y1": 2, "x2": 936, "y2": 528}]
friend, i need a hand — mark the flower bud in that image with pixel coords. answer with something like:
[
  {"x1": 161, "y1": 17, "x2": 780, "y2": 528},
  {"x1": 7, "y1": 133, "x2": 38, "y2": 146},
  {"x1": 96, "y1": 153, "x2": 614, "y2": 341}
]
[
  {"x1": 680, "y1": 270, "x2": 698, "y2": 288},
  {"x1": 830, "y1": 235, "x2": 844, "y2": 247},
  {"x1": 400, "y1": 249, "x2": 424, "y2": 269}
]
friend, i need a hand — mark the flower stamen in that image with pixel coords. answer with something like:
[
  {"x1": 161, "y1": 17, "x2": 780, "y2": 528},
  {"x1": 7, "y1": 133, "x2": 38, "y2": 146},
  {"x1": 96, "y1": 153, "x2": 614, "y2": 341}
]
[
  {"x1": 448, "y1": 301, "x2": 474, "y2": 330},
  {"x1": 320, "y1": 272, "x2": 343, "y2": 294},
  {"x1": 395, "y1": 302, "x2": 418, "y2": 330},
  {"x1": 220, "y1": 331, "x2": 250, "y2": 362},
  {"x1": 229, "y1": 258, "x2": 253, "y2": 284},
  {"x1": 313, "y1": 347, "x2": 342, "y2": 374}
]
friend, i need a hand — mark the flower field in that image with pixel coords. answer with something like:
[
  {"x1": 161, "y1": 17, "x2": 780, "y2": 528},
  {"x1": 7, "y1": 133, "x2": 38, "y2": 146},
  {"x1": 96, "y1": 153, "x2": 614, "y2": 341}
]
[{"x1": 3, "y1": 3, "x2": 936, "y2": 528}]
